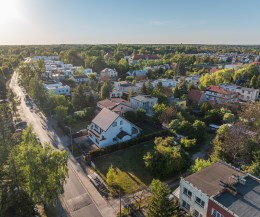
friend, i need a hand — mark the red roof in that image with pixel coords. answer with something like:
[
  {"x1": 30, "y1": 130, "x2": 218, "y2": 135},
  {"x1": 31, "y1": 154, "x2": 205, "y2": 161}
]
[
  {"x1": 207, "y1": 85, "x2": 233, "y2": 95},
  {"x1": 252, "y1": 62, "x2": 260, "y2": 66},
  {"x1": 188, "y1": 89, "x2": 203, "y2": 104}
]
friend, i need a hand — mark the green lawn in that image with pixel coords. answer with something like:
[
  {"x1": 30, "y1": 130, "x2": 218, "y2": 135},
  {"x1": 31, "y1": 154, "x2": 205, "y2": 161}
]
[{"x1": 93, "y1": 141, "x2": 155, "y2": 193}]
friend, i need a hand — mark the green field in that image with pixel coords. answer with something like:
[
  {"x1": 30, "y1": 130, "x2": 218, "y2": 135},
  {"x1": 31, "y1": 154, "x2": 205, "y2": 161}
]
[{"x1": 93, "y1": 141, "x2": 155, "y2": 194}]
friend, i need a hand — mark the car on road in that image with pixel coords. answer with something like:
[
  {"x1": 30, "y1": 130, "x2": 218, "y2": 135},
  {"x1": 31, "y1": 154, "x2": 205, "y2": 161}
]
[{"x1": 15, "y1": 121, "x2": 27, "y2": 128}]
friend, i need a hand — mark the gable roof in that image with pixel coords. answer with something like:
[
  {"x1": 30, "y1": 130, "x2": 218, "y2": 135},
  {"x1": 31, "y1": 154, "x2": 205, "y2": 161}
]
[
  {"x1": 188, "y1": 89, "x2": 203, "y2": 104},
  {"x1": 207, "y1": 85, "x2": 234, "y2": 95},
  {"x1": 184, "y1": 161, "x2": 245, "y2": 196},
  {"x1": 92, "y1": 108, "x2": 119, "y2": 131}
]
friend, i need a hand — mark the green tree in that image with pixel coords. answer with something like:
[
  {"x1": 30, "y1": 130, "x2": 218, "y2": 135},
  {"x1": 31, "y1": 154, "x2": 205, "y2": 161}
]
[
  {"x1": 147, "y1": 179, "x2": 175, "y2": 217},
  {"x1": 250, "y1": 75, "x2": 257, "y2": 88},
  {"x1": 193, "y1": 120, "x2": 206, "y2": 143},
  {"x1": 141, "y1": 82, "x2": 147, "y2": 94},
  {"x1": 55, "y1": 105, "x2": 68, "y2": 123},
  {"x1": 100, "y1": 82, "x2": 111, "y2": 99},
  {"x1": 8, "y1": 128, "x2": 69, "y2": 206},
  {"x1": 71, "y1": 84, "x2": 87, "y2": 110},
  {"x1": 180, "y1": 138, "x2": 197, "y2": 149},
  {"x1": 191, "y1": 159, "x2": 212, "y2": 173}
]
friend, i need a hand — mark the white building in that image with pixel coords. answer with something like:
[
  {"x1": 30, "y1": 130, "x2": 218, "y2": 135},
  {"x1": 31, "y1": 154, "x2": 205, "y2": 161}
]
[
  {"x1": 88, "y1": 108, "x2": 141, "y2": 148},
  {"x1": 185, "y1": 75, "x2": 201, "y2": 86},
  {"x1": 44, "y1": 81, "x2": 70, "y2": 96},
  {"x1": 219, "y1": 84, "x2": 259, "y2": 102},
  {"x1": 100, "y1": 68, "x2": 118, "y2": 78},
  {"x1": 70, "y1": 75, "x2": 88, "y2": 84},
  {"x1": 130, "y1": 95, "x2": 158, "y2": 116},
  {"x1": 83, "y1": 68, "x2": 93, "y2": 75},
  {"x1": 151, "y1": 78, "x2": 177, "y2": 88}
]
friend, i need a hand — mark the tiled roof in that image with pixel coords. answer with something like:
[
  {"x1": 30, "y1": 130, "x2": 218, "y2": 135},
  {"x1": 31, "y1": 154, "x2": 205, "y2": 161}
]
[
  {"x1": 98, "y1": 99, "x2": 116, "y2": 109},
  {"x1": 207, "y1": 85, "x2": 233, "y2": 95},
  {"x1": 184, "y1": 161, "x2": 245, "y2": 196},
  {"x1": 92, "y1": 108, "x2": 119, "y2": 131},
  {"x1": 188, "y1": 89, "x2": 203, "y2": 104}
]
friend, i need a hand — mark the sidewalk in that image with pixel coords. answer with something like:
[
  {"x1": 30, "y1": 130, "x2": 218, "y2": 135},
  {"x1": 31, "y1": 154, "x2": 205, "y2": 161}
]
[{"x1": 68, "y1": 155, "x2": 116, "y2": 217}]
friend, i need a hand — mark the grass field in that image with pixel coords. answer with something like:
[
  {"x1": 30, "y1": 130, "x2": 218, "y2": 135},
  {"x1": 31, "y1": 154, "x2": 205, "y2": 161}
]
[
  {"x1": 69, "y1": 120, "x2": 90, "y2": 133},
  {"x1": 93, "y1": 141, "x2": 155, "y2": 194}
]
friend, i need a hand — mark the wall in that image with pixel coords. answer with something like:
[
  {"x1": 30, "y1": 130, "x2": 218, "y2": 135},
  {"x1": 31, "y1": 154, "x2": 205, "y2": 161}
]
[
  {"x1": 179, "y1": 178, "x2": 209, "y2": 217},
  {"x1": 207, "y1": 199, "x2": 234, "y2": 217}
]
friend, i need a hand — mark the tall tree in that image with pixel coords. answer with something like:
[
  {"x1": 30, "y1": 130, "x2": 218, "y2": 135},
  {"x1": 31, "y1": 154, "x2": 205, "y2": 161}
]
[
  {"x1": 147, "y1": 179, "x2": 175, "y2": 217},
  {"x1": 100, "y1": 82, "x2": 111, "y2": 99}
]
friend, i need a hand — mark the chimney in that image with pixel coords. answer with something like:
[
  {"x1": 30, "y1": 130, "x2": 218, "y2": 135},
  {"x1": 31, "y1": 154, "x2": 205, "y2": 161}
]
[{"x1": 239, "y1": 178, "x2": 246, "y2": 185}]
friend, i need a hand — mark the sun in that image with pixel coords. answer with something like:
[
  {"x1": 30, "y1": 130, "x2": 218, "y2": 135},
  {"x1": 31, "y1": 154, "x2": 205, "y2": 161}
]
[{"x1": 0, "y1": 0, "x2": 21, "y2": 29}]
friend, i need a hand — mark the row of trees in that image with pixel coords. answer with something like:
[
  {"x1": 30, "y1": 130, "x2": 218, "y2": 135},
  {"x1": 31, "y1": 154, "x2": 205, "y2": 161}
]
[{"x1": 0, "y1": 96, "x2": 69, "y2": 216}]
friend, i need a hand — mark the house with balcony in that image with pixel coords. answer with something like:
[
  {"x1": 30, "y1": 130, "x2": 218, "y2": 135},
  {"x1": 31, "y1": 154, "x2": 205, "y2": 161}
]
[
  {"x1": 130, "y1": 95, "x2": 158, "y2": 116},
  {"x1": 88, "y1": 108, "x2": 141, "y2": 148},
  {"x1": 205, "y1": 85, "x2": 239, "y2": 104},
  {"x1": 176, "y1": 161, "x2": 260, "y2": 217}
]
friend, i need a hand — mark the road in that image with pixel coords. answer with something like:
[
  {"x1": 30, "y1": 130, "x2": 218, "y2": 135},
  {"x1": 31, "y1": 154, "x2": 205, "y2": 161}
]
[{"x1": 10, "y1": 72, "x2": 115, "y2": 217}]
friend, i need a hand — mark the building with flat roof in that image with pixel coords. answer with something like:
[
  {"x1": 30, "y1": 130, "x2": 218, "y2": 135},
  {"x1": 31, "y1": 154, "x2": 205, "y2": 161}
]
[{"x1": 178, "y1": 161, "x2": 260, "y2": 217}]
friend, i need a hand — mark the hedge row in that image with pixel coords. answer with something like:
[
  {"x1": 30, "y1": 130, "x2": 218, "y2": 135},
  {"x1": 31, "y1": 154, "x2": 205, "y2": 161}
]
[{"x1": 90, "y1": 130, "x2": 169, "y2": 159}]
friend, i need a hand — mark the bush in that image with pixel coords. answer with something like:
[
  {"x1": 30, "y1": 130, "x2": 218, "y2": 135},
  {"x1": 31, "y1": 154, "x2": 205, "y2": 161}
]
[
  {"x1": 89, "y1": 130, "x2": 169, "y2": 158},
  {"x1": 180, "y1": 138, "x2": 197, "y2": 149}
]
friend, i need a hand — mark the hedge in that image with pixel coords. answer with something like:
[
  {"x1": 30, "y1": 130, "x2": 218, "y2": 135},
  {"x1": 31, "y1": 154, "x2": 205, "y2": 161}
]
[{"x1": 89, "y1": 130, "x2": 169, "y2": 159}]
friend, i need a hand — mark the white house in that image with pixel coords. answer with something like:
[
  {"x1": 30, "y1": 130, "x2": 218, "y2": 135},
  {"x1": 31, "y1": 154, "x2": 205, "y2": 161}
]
[
  {"x1": 70, "y1": 75, "x2": 88, "y2": 84},
  {"x1": 185, "y1": 75, "x2": 201, "y2": 86},
  {"x1": 44, "y1": 81, "x2": 70, "y2": 96},
  {"x1": 84, "y1": 68, "x2": 93, "y2": 75},
  {"x1": 130, "y1": 95, "x2": 158, "y2": 116},
  {"x1": 110, "y1": 81, "x2": 133, "y2": 98},
  {"x1": 151, "y1": 78, "x2": 177, "y2": 88},
  {"x1": 219, "y1": 84, "x2": 259, "y2": 102},
  {"x1": 100, "y1": 68, "x2": 118, "y2": 78},
  {"x1": 88, "y1": 108, "x2": 141, "y2": 148}
]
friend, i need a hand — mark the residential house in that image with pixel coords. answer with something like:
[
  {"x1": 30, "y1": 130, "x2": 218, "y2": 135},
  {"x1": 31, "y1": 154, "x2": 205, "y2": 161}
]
[
  {"x1": 151, "y1": 78, "x2": 177, "y2": 88},
  {"x1": 70, "y1": 75, "x2": 88, "y2": 84},
  {"x1": 128, "y1": 54, "x2": 160, "y2": 65},
  {"x1": 97, "y1": 98, "x2": 134, "y2": 114},
  {"x1": 110, "y1": 81, "x2": 132, "y2": 98},
  {"x1": 130, "y1": 95, "x2": 158, "y2": 116},
  {"x1": 88, "y1": 108, "x2": 141, "y2": 148},
  {"x1": 126, "y1": 69, "x2": 148, "y2": 77},
  {"x1": 177, "y1": 161, "x2": 259, "y2": 217},
  {"x1": 83, "y1": 68, "x2": 93, "y2": 75},
  {"x1": 205, "y1": 85, "x2": 239, "y2": 103},
  {"x1": 188, "y1": 89, "x2": 207, "y2": 106},
  {"x1": 44, "y1": 81, "x2": 70, "y2": 96},
  {"x1": 100, "y1": 68, "x2": 118, "y2": 79},
  {"x1": 219, "y1": 84, "x2": 259, "y2": 102},
  {"x1": 185, "y1": 75, "x2": 201, "y2": 86}
]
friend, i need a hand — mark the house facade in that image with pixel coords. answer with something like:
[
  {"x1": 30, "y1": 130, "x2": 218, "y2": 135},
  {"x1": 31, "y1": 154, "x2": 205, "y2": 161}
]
[
  {"x1": 205, "y1": 85, "x2": 238, "y2": 103},
  {"x1": 130, "y1": 95, "x2": 158, "y2": 116},
  {"x1": 219, "y1": 84, "x2": 259, "y2": 102},
  {"x1": 88, "y1": 108, "x2": 141, "y2": 148},
  {"x1": 70, "y1": 75, "x2": 88, "y2": 84},
  {"x1": 44, "y1": 81, "x2": 70, "y2": 96},
  {"x1": 151, "y1": 78, "x2": 177, "y2": 88},
  {"x1": 100, "y1": 68, "x2": 118, "y2": 78}
]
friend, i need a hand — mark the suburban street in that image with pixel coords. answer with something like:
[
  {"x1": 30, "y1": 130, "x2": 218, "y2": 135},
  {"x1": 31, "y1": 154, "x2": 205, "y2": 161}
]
[{"x1": 10, "y1": 71, "x2": 115, "y2": 217}]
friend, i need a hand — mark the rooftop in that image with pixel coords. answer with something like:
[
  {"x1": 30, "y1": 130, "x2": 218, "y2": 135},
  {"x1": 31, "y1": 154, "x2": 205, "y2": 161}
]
[
  {"x1": 92, "y1": 108, "x2": 119, "y2": 131},
  {"x1": 214, "y1": 175, "x2": 260, "y2": 217},
  {"x1": 207, "y1": 85, "x2": 235, "y2": 95},
  {"x1": 184, "y1": 161, "x2": 245, "y2": 196},
  {"x1": 131, "y1": 95, "x2": 157, "y2": 102}
]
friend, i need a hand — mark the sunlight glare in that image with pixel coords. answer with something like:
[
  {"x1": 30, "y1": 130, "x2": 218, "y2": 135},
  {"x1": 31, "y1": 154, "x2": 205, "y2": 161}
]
[{"x1": 0, "y1": 0, "x2": 21, "y2": 29}]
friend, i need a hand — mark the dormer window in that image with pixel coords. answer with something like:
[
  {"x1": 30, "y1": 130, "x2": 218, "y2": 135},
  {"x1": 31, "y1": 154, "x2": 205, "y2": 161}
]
[{"x1": 112, "y1": 122, "x2": 117, "y2": 127}]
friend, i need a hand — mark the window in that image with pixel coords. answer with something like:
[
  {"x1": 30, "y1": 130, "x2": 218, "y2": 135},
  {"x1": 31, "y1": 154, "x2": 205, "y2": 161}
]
[
  {"x1": 182, "y1": 200, "x2": 190, "y2": 211},
  {"x1": 112, "y1": 122, "x2": 117, "y2": 127},
  {"x1": 183, "y1": 187, "x2": 192, "y2": 198},
  {"x1": 120, "y1": 120, "x2": 123, "y2": 125},
  {"x1": 212, "y1": 209, "x2": 224, "y2": 217},
  {"x1": 195, "y1": 196, "x2": 205, "y2": 208},
  {"x1": 194, "y1": 210, "x2": 200, "y2": 217}
]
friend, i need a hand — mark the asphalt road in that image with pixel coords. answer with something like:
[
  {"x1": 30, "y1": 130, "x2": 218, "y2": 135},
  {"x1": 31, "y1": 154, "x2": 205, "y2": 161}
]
[{"x1": 10, "y1": 72, "x2": 103, "y2": 217}]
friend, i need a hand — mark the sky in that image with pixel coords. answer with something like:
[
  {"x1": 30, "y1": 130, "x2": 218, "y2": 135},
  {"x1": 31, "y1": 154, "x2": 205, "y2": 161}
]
[{"x1": 1, "y1": 0, "x2": 260, "y2": 45}]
